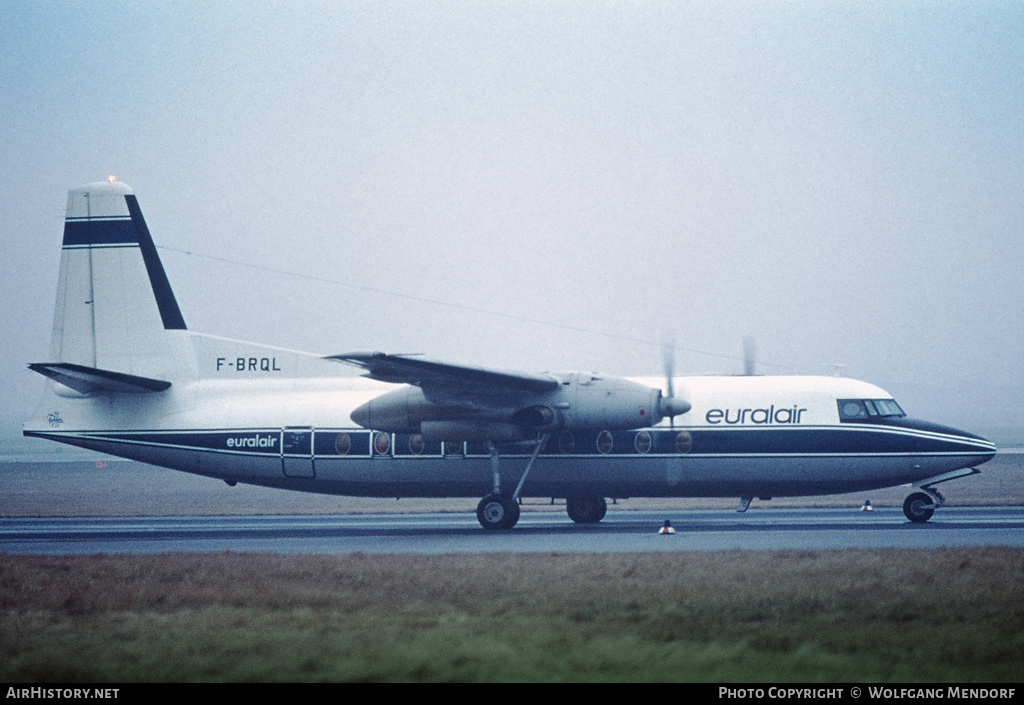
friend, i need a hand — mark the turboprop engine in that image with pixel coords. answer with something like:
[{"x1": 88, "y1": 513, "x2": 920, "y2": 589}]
[{"x1": 349, "y1": 372, "x2": 690, "y2": 442}]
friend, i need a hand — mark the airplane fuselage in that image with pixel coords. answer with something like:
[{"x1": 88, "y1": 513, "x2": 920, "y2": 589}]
[{"x1": 26, "y1": 337, "x2": 995, "y2": 501}]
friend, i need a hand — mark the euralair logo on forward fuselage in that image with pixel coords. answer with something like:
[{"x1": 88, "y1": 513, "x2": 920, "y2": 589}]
[
  {"x1": 706, "y1": 405, "x2": 808, "y2": 425},
  {"x1": 227, "y1": 434, "x2": 278, "y2": 448}
]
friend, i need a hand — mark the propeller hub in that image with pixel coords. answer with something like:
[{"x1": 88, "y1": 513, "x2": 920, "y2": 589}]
[{"x1": 659, "y1": 394, "x2": 691, "y2": 419}]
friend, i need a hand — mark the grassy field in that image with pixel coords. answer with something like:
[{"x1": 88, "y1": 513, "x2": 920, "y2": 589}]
[{"x1": 2, "y1": 548, "x2": 1023, "y2": 682}]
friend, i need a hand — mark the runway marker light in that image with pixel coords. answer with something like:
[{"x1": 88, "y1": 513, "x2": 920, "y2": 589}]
[
  {"x1": 862, "y1": 499, "x2": 873, "y2": 511},
  {"x1": 659, "y1": 519, "x2": 675, "y2": 535}
]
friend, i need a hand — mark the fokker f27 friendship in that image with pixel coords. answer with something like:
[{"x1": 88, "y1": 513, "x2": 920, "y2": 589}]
[{"x1": 24, "y1": 180, "x2": 997, "y2": 529}]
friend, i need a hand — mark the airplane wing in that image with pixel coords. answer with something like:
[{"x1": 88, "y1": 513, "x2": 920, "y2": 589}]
[{"x1": 325, "y1": 351, "x2": 559, "y2": 394}]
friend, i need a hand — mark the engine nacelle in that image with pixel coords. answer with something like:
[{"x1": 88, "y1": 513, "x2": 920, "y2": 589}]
[
  {"x1": 555, "y1": 374, "x2": 664, "y2": 431},
  {"x1": 349, "y1": 386, "x2": 486, "y2": 433}
]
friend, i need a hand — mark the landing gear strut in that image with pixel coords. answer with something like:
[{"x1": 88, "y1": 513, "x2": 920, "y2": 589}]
[{"x1": 476, "y1": 434, "x2": 550, "y2": 530}]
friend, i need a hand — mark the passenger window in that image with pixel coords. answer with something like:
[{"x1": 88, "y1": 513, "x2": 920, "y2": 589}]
[
  {"x1": 334, "y1": 433, "x2": 351, "y2": 455},
  {"x1": 634, "y1": 431, "x2": 652, "y2": 454}
]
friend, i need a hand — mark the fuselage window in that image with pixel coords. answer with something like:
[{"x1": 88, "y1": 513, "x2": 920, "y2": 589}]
[
  {"x1": 408, "y1": 434, "x2": 425, "y2": 455},
  {"x1": 444, "y1": 441, "x2": 463, "y2": 457},
  {"x1": 596, "y1": 430, "x2": 613, "y2": 454},
  {"x1": 873, "y1": 399, "x2": 905, "y2": 417},
  {"x1": 334, "y1": 433, "x2": 351, "y2": 455},
  {"x1": 635, "y1": 431, "x2": 652, "y2": 454},
  {"x1": 374, "y1": 432, "x2": 391, "y2": 455},
  {"x1": 675, "y1": 430, "x2": 693, "y2": 454},
  {"x1": 839, "y1": 400, "x2": 867, "y2": 420}
]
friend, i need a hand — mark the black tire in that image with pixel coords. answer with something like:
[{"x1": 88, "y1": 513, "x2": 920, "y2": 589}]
[
  {"x1": 903, "y1": 492, "x2": 935, "y2": 523},
  {"x1": 566, "y1": 494, "x2": 608, "y2": 524},
  {"x1": 476, "y1": 494, "x2": 520, "y2": 530}
]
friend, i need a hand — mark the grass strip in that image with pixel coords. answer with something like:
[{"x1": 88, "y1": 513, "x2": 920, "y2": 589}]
[{"x1": 2, "y1": 548, "x2": 1022, "y2": 682}]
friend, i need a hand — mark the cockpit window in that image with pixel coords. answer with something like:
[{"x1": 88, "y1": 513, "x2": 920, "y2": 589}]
[
  {"x1": 875, "y1": 399, "x2": 904, "y2": 417},
  {"x1": 838, "y1": 399, "x2": 905, "y2": 421}
]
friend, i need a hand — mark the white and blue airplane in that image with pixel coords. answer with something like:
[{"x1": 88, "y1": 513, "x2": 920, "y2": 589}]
[{"x1": 24, "y1": 179, "x2": 997, "y2": 529}]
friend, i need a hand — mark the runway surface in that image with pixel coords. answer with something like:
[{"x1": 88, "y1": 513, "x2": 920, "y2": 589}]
[{"x1": 3, "y1": 506, "x2": 1024, "y2": 554}]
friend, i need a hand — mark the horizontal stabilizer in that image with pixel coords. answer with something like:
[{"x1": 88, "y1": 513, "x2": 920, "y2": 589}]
[
  {"x1": 326, "y1": 351, "x2": 559, "y2": 393},
  {"x1": 28, "y1": 362, "x2": 171, "y2": 394}
]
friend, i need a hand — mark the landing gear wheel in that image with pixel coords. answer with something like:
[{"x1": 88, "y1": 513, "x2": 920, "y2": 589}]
[
  {"x1": 903, "y1": 492, "x2": 936, "y2": 523},
  {"x1": 566, "y1": 494, "x2": 608, "y2": 524},
  {"x1": 477, "y1": 494, "x2": 520, "y2": 530}
]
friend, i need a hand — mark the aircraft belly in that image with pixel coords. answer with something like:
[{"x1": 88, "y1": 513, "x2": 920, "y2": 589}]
[{"x1": 273, "y1": 453, "x2": 984, "y2": 499}]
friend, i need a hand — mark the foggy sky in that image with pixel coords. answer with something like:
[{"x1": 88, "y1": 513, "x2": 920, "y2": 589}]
[{"x1": 2, "y1": 1, "x2": 1023, "y2": 438}]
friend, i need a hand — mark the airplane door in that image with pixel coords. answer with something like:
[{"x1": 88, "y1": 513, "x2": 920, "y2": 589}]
[{"x1": 281, "y1": 428, "x2": 315, "y2": 478}]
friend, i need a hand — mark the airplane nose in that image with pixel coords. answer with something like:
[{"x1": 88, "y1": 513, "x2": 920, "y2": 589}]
[
  {"x1": 940, "y1": 423, "x2": 997, "y2": 463},
  {"x1": 886, "y1": 417, "x2": 996, "y2": 463},
  {"x1": 945, "y1": 425, "x2": 997, "y2": 461}
]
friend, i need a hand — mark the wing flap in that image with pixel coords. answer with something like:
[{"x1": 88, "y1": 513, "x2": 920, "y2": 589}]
[
  {"x1": 29, "y1": 362, "x2": 171, "y2": 394},
  {"x1": 326, "y1": 351, "x2": 559, "y2": 393}
]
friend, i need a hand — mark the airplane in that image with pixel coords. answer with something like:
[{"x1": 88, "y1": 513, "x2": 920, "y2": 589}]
[{"x1": 23, "y1": 179, "x2": 997, "y2": 530}]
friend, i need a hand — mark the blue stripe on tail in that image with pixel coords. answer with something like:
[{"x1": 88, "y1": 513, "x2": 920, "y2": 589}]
[{"x1": 125, "y1": 194, "x2": 187, "y2": 330}]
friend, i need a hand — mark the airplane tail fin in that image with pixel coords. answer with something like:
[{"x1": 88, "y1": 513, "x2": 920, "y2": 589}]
[{"x1": 44, "y1": 179, "x2": 186, "y2": 382}]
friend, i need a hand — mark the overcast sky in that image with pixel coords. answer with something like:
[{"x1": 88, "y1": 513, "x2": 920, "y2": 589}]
[{"x1": 2, "y1": 1, "x2": 1022, "y2": 437}]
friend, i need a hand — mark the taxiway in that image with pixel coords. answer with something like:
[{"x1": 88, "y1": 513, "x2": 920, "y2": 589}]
[{"x1": 3, "y1": 506, "x2": 1023, "y2": 554}]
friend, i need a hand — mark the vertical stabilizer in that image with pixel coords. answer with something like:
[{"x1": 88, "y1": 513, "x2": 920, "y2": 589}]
[{"x1": 50, "y1": 179, "x2": 186, "y2": 379}]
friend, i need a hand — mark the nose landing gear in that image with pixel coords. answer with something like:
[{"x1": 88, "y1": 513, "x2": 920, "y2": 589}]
[
  {"x1": 901, "y1": 467, "x2": 982, "y2": 524},
  {"x1": 903, "y1": 491, "x2": 939, "y2": 523}
]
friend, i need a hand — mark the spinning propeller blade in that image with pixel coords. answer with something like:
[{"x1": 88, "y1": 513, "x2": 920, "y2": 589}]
[
  {"x1": 743, "y1": 336, "x2": 757, "y2": 376},
  {"x1": 659, "y1": 338, "x2": 689, "y2": 427}
]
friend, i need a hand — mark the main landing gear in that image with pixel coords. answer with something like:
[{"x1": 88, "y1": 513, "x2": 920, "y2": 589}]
[
  {"x1": 476, "y1": 434, "x2": 549, "y2": 530},
  {"x1": 476, "y1": 493, "x2": 521, "y2": 530},
  {"x1": 566, "y1": 494, "x2": 608, "y2": 524},
  {"x1": 475, "y1": 435, "x2": 611, "y2": 530},
  {"x1": 477, "y1": 491, "x2": 610, "y2": 529}
]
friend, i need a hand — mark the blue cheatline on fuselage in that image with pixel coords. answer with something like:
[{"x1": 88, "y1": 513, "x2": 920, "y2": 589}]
[
  {"x1": 24, "y1": 424, "x2": 996, "y2": 459},
  {"x1": 24, "y1": 421, "x2": 996, "y2": 498}
]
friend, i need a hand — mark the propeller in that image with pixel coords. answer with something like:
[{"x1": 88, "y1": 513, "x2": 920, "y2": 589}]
[
  {"x1": 659, "y1": 338, "x2": 690, "y2": 427},
  {"x1": 742, "y1": 336, "x2": 757, "y2": 376}
]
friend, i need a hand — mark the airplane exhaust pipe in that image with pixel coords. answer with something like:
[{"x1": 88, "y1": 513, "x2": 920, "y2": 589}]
[{"x1": 511, "y1": 405, "x2": 555, "y2": 427}]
